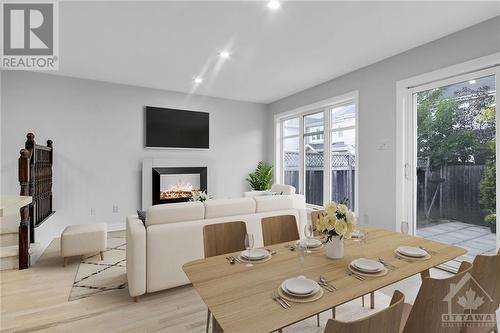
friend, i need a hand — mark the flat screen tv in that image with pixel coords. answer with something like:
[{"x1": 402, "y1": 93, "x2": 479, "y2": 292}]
[{"x1": 146, "y1": 106, "x2": 209, "y2": 149}]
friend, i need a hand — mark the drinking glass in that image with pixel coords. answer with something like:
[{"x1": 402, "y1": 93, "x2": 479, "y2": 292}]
[
  {"x1": 354, "y1": 228, "x2": 368, "y2": 256},
  {"x1": 401, "y1": 221, "x2": 409, "y2": 235},
  {"x1": 244, "y1": 233, "x2": 255, "y2": 267},
  {"x1": 304, "y1": 224, "x2": 314, "y2": 253}
]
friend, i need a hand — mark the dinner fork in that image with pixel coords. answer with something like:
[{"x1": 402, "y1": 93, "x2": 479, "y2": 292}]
[
  {"x1": 378, "y1": 258, "x2": 396, "y2": 270},
  {"x1": 395, "y1": 254, "x2": 414, "y2": 263},
  {"x1": 273, "y1": 291, "x2": 291, "y2": 308},
  {"x1": 225, "y1": 257, "x2": 235, "y2": 265},
  {"x1": 271, "y1": 292, "x2": 289, "y2": 308},
  {"x1": 230, "y1": 256, "x2": 243, "y2": 264},
  {"x1": 346, "y1": 269, "x2": 365, "y2": 280},
  {"x1": 320, "y1": 275, "x2": 337, "y2": 290}
]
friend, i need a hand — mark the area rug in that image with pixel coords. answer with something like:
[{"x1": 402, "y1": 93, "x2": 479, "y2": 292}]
[{"x1": 68, "y1": 236, "x2": 127, "y2": 301}]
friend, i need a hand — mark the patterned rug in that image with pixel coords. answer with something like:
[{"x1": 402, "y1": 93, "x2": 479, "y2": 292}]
[{"x1": 69, "y1": 236, "x2": 127, "y2": 301}]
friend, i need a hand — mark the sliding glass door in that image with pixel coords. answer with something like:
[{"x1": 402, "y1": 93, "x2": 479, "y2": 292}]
[{"x1": 405, "y1": 68, "x2": 498, "y2": 269}]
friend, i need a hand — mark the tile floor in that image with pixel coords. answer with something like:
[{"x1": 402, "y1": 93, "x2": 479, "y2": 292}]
[{"x1": 417, "y1": 220, "x2": 497, "y2": 271}]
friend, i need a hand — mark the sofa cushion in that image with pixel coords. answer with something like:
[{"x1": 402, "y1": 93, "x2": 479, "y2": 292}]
[
  {"x1": 146, "y1": 201, "x2": 205, "y2": 226},
  {"x1": 253, "y1": 195, "x2": 295, "y2": 213},
  {"x1": 204, "y1": 198, "x2": 256, "y2": 218}
]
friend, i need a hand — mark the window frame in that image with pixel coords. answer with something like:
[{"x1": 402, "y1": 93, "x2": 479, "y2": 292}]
[{"x1": 275, "y1": 91, "x2": 359, "y2": 210}]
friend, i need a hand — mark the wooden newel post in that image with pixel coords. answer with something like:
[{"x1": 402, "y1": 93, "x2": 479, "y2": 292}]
[{"x1": 18, "y1": 149, "x2": 31, "y2": 269}]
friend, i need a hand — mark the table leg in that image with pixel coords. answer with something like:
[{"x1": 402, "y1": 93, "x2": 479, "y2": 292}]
[
  {"x1": 370, "y1": 291, "x2": 375, "y2": 309},
  {"x1": 212, "y1": 316, "x2": 223, "y2": 333},
  {"x1": 420, "y1": 269, "x2": 430, "y2": 280},
  {"x1": 332, "y1": 307, "x2": 336, "y2": 319}
]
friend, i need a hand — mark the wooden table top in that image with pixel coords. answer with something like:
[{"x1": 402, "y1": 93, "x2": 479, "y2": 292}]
[{"x1": 183, "y1": 228, "x2": 466, "y2": 333}]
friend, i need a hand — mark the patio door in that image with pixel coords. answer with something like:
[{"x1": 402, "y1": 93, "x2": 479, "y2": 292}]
[{"x1": 404, "y1": 67, "x2": 499, "y2": 269}]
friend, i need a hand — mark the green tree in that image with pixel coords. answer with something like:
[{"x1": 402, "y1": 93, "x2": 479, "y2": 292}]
[{"x1": 480, "y1": 142, "x2": 496, "y2": 214}]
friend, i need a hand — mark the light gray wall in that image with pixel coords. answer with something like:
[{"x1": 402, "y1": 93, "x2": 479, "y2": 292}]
[
  {"x1": 268, "y1": 16, "x2": 500, "y2": 231},
  {"x1": 1, "y1": 72, "x2": 269, "y2": 234}
]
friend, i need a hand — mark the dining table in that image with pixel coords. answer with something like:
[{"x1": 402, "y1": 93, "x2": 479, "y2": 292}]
[{"x1": 182, "y1": 227, "x2": 466, "y2": 333}]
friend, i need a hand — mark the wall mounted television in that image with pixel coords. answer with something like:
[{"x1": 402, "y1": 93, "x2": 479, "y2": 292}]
[{"x1": 145, "y1": 106, "x2": 209, "y2": 149}]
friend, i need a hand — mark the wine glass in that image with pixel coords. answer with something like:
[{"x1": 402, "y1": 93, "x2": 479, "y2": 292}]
[
  {"x1": 304, "y1": 224, "x2": 314, "y2": 253},
  {"x1": 296, "y1": 240, "x2": 307, "y2": 274},
  {"x1": 244, "y1": 233, "x2": 255, "y2": 267},
  {"x1": 401, "y1": 221, "x2": 409, "y2": 235}
]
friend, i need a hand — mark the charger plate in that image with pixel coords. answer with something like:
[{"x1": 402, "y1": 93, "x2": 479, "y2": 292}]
[
  {"x1": 237, "y1": 254, "x2": 273, "y2": 264},
  {"x1": 348, "y1": 264, "x2": 388, "y2": 278},
  {"x1": 393, "y1": 250, "x2": 431, "y2": 261},
  {"x1": 278, "y1": 286, "x2": 324, "y2": 303}
]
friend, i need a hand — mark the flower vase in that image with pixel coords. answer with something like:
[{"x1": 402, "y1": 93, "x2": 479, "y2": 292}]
[{"x1": 325, "y1": 236, "x2": 344, "y2": 259}]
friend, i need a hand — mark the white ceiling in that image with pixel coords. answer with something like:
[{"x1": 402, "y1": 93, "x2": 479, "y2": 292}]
[{"x1": 54, "y1": 1, "x2": 500, "y2": 103}]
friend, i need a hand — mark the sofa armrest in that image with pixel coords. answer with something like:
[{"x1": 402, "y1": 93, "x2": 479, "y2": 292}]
[{"x1": 126, "y1": 215, "x2": 146, "y2": 297}]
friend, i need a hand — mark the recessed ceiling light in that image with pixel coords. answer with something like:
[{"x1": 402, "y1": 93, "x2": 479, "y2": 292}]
[
  {"x1": 267, "y1": 0, "x2": 281, "y2": 10},
  {"x1": 468, "y1": 80, "x2": 476, "y2": 84},
  {"x1": 194, "y1": 76, "x2": 203, "y2": 84},
  {"x1": 219, "y1": 51, "x2": 230, "y2": 59}
]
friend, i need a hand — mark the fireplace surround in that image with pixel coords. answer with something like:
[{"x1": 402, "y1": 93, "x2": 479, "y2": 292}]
[{"x1": 152, "y1": 167, "x2": 207, "y2": 205}]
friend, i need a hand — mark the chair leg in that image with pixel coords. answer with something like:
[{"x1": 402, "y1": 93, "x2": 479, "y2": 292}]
[
  {"x1": 317, "y1": 313, "x2": 320, "y2": 327},
  {"x1": 206, "y1": 309, "x2": 211, "y2": 333},
  {"x1": 133, "y1": 296, "x2": 139, "y2": 303},
  {"x1": 370, "y1": 291, "x2": 375, "y2": 309},
  {"x1": 100, "y1": 251, "x2": 104, "y2": 260},
  {"x1": 332, "y1": 307, "x2": 336, "y2": 319},
  {"x1": 361, "y1": 294, "x2": 365, "y2": 307}
]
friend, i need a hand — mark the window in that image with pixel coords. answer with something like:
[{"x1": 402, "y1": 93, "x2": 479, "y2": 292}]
[{"x1": 276, "y1": 92, "x2": 358, "y2": 209}]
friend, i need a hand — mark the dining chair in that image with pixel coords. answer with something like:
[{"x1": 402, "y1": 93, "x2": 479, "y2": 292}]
[
  {"x1": 202, "y1": 221, "x2": 247, "y2": 333},
  {"x1": 401, "y1": 261, "x2": 473, "y2": 333},
  {"x1": 261, "y1": 215, "x2": 300, "y2": 246},
  {"x1": 461, "y1": 249, "x2": 500, "y2": 333},
  {"x1": 324, "y1": 290, "x2": 405, "y2": 333}
]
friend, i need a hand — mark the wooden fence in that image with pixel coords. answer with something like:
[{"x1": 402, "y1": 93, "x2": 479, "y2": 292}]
[{"x1": 417, "y1": 164, "x2": 486, "y2": 226}]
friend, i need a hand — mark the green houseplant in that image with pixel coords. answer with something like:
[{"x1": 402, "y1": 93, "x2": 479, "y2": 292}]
[
  {"x1": 246, "y1": 161, "x2": 273, "y2": 191},
  {"x1": 485, "y1": 213, "x2": 496, "y2": 234}
]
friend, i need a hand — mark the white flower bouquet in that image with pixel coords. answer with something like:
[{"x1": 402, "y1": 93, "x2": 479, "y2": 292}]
[
  {"x1": 316, "y1": 200, "x2": 357, "y2": 242},
  {"x1": 191, "y1": 190, "x2": 209, "y2": 202}
]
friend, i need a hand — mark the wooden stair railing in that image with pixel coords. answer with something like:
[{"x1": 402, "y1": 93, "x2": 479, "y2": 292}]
[{"x1": 18, "y1": 133, "x2": 54, "y2": 269}]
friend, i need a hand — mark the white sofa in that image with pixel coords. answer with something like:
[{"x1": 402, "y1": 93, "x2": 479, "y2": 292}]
[
  {"x1": 243, "y1": 184, "x2": 296, "y2": 197},
  {"x1": 126, "y1": 194, "x2": 306, "y2": 297}
]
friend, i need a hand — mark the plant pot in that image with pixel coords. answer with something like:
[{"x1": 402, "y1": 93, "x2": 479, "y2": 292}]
[
  {"x1": 325, "y1": 236, "x2": 344, "y2": 259},
  {"x1": 490, "y1": 223, "x2": 496, "y2": 234}
]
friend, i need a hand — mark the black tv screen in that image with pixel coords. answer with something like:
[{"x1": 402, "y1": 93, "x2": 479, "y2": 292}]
[{"x1": 146, "y1": 107, "x2": 209, "y2": 149}]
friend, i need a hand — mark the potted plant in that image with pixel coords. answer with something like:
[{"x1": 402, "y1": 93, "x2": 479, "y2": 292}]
[
  {"x1": 316, "y1": 200, "x2": 356, "y2": 259},
  {"x1": 485, "y1": 213, "x2": 496, "y2": 234},
  {"x1": 246, "y1": 161, "x2": 273, "y2": 191}
]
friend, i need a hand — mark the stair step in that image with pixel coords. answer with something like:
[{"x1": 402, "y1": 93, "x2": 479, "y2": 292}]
[
  {"x1": 0, "y1": 255, "x2": 18, "y2": 270},
  {"x1": 0, "y1": 245, "x2": 18, "y2": 258},
  {"x1": 0, "y1": 232, "x2": 18, "y2": 247},
  {"x1": 0, "y1": 214, "x2": 20, "y2": 234}
]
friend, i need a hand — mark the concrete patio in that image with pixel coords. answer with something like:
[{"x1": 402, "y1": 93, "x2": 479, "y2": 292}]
[{"x1": 417, "y1": 220, "x2": 497, "y2": 271}]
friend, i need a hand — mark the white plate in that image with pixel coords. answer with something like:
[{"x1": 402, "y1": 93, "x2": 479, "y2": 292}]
[
  {"x1": 397, "y1": 246, "x2": 428, "y2": 258},
  {"x1": 351, "y1": 258, "x2": 384, "y2": 273},
  {"x1": 282, "y1": 276, "x2": 319, "y2": 295},
  {"x1": 241, "y1": 248, "x2": 269, "y2": 260},
  {"x1": 296, "y1": 239, "x2": 323, "y2": 248}
]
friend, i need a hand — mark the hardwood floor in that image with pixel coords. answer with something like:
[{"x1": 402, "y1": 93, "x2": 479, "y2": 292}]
[{"x1": 1, "y1": 231, "x2": 498, "y2": 332}]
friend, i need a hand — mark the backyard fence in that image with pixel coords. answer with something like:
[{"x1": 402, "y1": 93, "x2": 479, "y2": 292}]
[
  {"x1": 284, "y1": 151, "x2": 355, "y2": 209},
  {"x1": 417, "y1": 164, "x2": 486, "y2": 226}
]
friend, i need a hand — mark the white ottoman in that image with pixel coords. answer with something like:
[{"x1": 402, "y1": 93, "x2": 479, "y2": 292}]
[{"x1": 61, "y1": 223, "x2": 107, "y2": 266}]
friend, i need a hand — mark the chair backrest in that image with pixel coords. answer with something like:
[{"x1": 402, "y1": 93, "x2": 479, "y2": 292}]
[
  {"x1": 324, "y1": 290, "x2": 405, "y2": 333},
  {"x1": 202, "y1": 221, "x2": 247, "y2": 258},
  {"x1": 461, "y1": 249, "x2": 500, "y2": 333},
  {"x1": 261, "y1": 215, "x2": 299, "y2": 246},
  {"x1": 403, "y1": 261, "x2": 473, "y2": 333},
  {"x1": 311, "y1": 209, "x2": 324, "y2": 236}
]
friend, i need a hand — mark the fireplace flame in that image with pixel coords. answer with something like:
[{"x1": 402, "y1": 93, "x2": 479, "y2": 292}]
[{"x1": 160, "y1": 180, "x2": 199, "y2": 200}]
